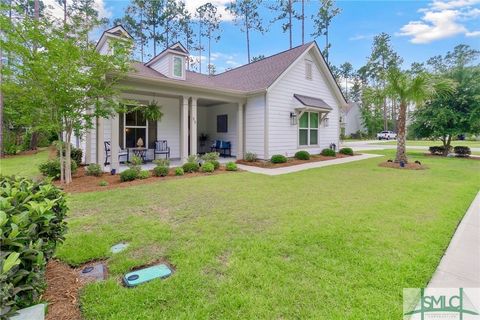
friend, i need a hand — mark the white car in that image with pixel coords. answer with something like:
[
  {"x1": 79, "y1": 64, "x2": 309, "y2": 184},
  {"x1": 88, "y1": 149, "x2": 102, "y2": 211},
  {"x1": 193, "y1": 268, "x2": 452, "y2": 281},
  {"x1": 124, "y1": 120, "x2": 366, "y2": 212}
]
[{"x1": 376, "y1": 131, "x2": 397, "y2": 140}]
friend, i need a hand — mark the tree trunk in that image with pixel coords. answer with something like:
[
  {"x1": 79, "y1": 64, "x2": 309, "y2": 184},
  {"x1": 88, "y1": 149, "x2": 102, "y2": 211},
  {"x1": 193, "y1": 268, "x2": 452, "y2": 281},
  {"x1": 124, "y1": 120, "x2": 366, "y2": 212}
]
[
  {"x1": 29, "y1": 131, "x2": 39, "y2": 150},
  {"x1": 65, "y1": 128, "x2": 72, "y2": 184},
  {"x1": 288, "y1": 0, "x2": 292, "y2": 49},
  {"x1": 246, "y1": 14, "x2": 250, "y2": 63},
  {"x1": 0, "y1": 46, "x2": 3, "y2": 158},
  {"x1": 198, "y1": 21, "x2": 202, "y2": 73},
  {"x1": 301, "y1": 0, "x2": 304, "y2": 44},
  {"x1": 57, "y1": 133, "x2": 64, "y2": 183},
  {"x1": 325, "y1": 23, "x2": 329, "y2": 63},
  {"x1": 395, "y1": 102, "x2": 408, "y2": 163},
  {"x1": 208, "y1": 30, "x2": 211, "y2": 75},
  {"x1": 153, "y1": 23, "x2": 157, "y2": 56},
  {"x1": 443, "y1": 135, "x2": 452, "y2": 156}
]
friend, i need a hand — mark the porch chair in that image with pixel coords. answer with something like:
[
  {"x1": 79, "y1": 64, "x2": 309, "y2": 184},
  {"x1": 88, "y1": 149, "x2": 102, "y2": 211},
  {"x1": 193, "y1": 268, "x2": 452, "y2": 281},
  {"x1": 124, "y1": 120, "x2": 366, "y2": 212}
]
[
  {"x1": 210, "y1": 140, "x2": 232, "y2": 157},
  {"x1": 154, "y1": 140, "x2": 170, "y2": 160},
  {"x1": 104, "y1": 141, "x2": 128, "y2": 166}
]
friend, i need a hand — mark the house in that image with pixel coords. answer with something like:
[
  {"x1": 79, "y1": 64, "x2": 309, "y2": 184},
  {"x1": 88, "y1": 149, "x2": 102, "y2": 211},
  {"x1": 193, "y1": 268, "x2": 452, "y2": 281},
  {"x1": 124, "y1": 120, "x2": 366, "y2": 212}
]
[
  {"x1": 81, "y1": 26, "x2": 347, "y2": 170},
  {"x1": 341, "y1": 102, "x2": 365, "y2": 137}
]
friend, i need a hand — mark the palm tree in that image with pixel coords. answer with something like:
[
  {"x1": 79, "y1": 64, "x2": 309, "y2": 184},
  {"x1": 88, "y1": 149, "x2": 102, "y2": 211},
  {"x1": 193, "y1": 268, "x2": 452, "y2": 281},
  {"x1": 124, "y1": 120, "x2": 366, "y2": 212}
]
[{"x1": 386, "y1": 68, "x2": 454, "y2": 164}]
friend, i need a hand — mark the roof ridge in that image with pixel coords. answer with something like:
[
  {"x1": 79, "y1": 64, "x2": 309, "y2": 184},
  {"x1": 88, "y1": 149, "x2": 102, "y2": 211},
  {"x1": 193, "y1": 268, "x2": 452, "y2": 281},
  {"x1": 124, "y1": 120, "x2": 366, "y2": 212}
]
[{"x1": 213, "y1": 41, "x2": 314, "y2": 77}]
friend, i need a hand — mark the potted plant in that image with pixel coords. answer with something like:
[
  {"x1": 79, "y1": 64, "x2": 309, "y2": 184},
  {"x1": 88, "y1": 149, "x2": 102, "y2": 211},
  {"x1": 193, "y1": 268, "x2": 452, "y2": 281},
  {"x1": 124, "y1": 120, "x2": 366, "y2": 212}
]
[{"x1": 199, "y1": 133, "x2": 209, "y2": 147}]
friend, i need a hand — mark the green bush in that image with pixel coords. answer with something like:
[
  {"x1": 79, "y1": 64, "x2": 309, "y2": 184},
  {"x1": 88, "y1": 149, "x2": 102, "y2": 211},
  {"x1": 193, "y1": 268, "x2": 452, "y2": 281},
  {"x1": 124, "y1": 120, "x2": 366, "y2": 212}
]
[
  {"x1": 429, "y1": 145, "x2": 451, "y2": 155},
  {"x1": 454, "y1": 146, "x2": 471, "y2": 157},
  {"x1": 207, "y1": 160, "x2": 220, "y2": 170},
  {"x1": 86, "y1": 164, "x2": 102, "y2": 177},
  {"x1": 294, "y1": 151, "x2": 310, "y2": 160},
  {"x1": 339, "y1": 147, "x2": 354, "y2": 156},
  {"x1": 57, "y1": 145, "x2": 83, "y2": 166},
  {"x1": 201, "y1": 152, "x2": 219, "y2": 162},
  {"x1": 153, "y1": 165, "x2": 169, "y2": 177},
  {"x1": 0, "y1": 176, "x2": 68, "y2": 316},
  {"x1": 244, "y1": 152, "x2": 257, "y2": 162},
  {"x1": 201, "y1": 162, "x2": 215, "y2": 173},
  {"x1": 226, "y1": 162, "x2": 237, "y2": 171},
  {"x1": 182, "y1": 162, "x2": 199, "y2": 173},
  {"x1": 270, "y1": 154, "x2": 287, "y2": 164},
  {"x1": 128, "y1": 155, "x2": 143, "y2": 173},
  {"x1": 120, "y1": 168, "x2": 138, "y2": 182},
  {"x1": 175, "y1": 167, "x2": 184, "y2": 176},
  {"x1": 153, "y1": 159, "x2": 170, "y2": 167},
  {"x1": 98, "y1": 180, "x2": 108, "y2": 186},
  {"x1": 138, "y1": 170, "x2": 150, "y2": 179},
  {"x1": 321, "y1": 148, "x2": 336, "y2": 157},
  {"x1": 39, "y1": 159, "x2": 77, "y2": 179}
]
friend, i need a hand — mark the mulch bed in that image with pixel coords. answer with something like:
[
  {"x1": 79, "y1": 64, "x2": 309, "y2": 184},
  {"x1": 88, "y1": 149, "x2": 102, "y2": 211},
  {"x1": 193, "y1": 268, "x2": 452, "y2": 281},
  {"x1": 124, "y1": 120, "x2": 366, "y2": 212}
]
[
  {"x1": 55, "y1": 166, "x2": 238, "y2": 194},
  {"x1": 42, "y1": 260, "x2": 84, "y2": 320},
  {"x1": 236, "y1": 153, "x2": 354, "y2": 168},
  {"x1": 378, "y1": 161, "x2": 428, "y2": 170}
]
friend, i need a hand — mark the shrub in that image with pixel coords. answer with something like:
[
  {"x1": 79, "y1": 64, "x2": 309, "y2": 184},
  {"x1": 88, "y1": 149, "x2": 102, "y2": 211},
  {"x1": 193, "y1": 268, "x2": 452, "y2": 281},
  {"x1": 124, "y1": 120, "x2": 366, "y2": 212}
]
[
  {"x1": 98, "y1": 180, "x2": 108, "y2": 187},
  {"x1": 454, "y1": 146, "x2": 471, "y2": 157},
  {"x1": 321, "y1": 148, "x2": 336, "y2": 157},
  {"x1": 294, "y1": 151, "x2": 310, "y2": 160},
  {"x1": 175, "y1": 167, "x2": 184, "y2": 176},
  {"x1": 39, "y1": 159, "x2": 77, "y2": 179},
  {"x1": 86, "y1": 164, "x2": 102, "y2": 177},
  {"x1": 128, "y1": 155, "x2": 143, "y2": 173},
  {"x1": 226, "y1": 162, "x2": 237, "y2": 171},
  {"x1": 138, "y1": 170, "x2": 150, "y2": 179},
  {"x1": 429, "y1": 145, "x2": 452, "y2": 155},
  {"x1": 120, "y1": 168, "x2": 138, "y2": 182},
  {"x1": 201, "y1": 162, "x2": 215, "y2": 173},
  {"x1": 153, "y1": 165, "x2": 169, "y2": 177},
  {"x1": 208, "y1": 160, "x2": 220, "y2": 170},
  {"x1": 182, "y1": 162, "x2": 199, "y2": 173},
  {"x1": 0, "y1": 176, "x2": 68, "y2": 316},
  {"x1": 153, "y1": 159, "x2": 170, "y2": 167},
  {"x1": 201, "y1": 152, "x2": 219, "y2": 162},
  {"x1": 244, "y1": 152, "x2": 257, "y2": 162},
  {"x1": 270, "y1": 154, "x2": 287, "y2": 163},
  {"x1": 187, "y1": 154, "x2": 199, "y2": 163},
  {"x1": 339, "y1": 147, "x2": 354, "y2": 156},
  {"x1": 57, "y1": 145, "x2": 83, "y2": 166}
]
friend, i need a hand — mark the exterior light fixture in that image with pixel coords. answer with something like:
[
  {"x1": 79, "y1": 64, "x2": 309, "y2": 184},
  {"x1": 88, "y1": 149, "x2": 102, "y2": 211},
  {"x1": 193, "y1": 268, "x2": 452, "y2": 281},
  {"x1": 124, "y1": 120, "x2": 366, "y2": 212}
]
[{"x1": 290, "y1": 112, "x2": 297, "y2": 125}]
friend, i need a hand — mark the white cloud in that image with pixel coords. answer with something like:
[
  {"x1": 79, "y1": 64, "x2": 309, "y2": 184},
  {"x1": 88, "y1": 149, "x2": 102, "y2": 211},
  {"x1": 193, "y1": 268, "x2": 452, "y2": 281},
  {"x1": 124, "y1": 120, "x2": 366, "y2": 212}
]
[
  {"x1": 466, "y1": 30, "x2": 480, "y2": 36},
  {"x1": 349, "y1": 34, "x2": 374, "y2": 41},
  {"x1": 397, "y1": 0, "x2": 480, "y2": 43},
  {"x1": 184, "y1": 0, "x2": 234, "y2": 21},
  {"x1": 43, "y1": 0, "x2": 112, "y2": 20}
]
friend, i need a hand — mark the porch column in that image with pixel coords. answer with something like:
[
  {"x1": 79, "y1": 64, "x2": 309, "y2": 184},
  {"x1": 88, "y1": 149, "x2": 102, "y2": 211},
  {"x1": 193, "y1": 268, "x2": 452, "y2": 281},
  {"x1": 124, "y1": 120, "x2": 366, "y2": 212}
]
[
  {"x1": 97, "y1": 117, "x2": 105, "y2": 167},
  {"x1": 180, "y1": 96, "x2": 189, "y2": 162},
  {"x1": 110, "y1": 113, "x2": 120, "y2": 171},
  {"x1": 190, "y1": 97, "x2": 198, "y2": 156},
  {"x1": 237, "y1": 102, "x2": 244, "y2": 159}
]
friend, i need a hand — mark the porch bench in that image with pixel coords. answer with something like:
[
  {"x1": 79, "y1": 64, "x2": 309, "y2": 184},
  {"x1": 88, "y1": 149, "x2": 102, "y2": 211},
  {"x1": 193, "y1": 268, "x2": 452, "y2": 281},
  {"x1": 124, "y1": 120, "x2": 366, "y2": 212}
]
[
  {"x1": 104, "y1": 141, "x2": 128, "y2": 166},
  {"x1": 210, "y1": 140, "x2": 231, "y2": 157}
]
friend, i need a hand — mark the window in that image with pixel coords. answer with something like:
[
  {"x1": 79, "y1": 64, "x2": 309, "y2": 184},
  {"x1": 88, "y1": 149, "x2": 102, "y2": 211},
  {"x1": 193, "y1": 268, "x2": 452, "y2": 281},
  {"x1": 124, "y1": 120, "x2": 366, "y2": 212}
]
[
  {"x1": 305, "y1": 60, "x2": 313, "y2": 80},
  {"x1": 217, "y1": 114, "x2": 228, "y2": 133},
  {"x1": 173, "y1": 56, "x2": 183, "y2": 77},
  {"x1": 299, "y1": 112, "x2": 318, "y2": 146},
  {"x1": 125, "y1": 109, "x2": 147, "y2": 148}
]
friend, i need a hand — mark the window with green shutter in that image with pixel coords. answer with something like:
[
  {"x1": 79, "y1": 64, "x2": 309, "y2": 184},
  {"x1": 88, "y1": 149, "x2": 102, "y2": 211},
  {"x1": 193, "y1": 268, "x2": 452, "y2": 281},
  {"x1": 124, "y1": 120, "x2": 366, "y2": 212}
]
[{"x1": 298, "y1": 112, "x2": 319, "y2": 146}]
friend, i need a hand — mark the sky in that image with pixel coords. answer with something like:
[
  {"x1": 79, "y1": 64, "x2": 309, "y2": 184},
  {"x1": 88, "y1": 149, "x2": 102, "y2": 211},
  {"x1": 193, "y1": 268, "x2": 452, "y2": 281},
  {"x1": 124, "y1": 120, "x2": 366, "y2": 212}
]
[{"x1": 45, "y1": 0, "x2": 480, "y2": 72}]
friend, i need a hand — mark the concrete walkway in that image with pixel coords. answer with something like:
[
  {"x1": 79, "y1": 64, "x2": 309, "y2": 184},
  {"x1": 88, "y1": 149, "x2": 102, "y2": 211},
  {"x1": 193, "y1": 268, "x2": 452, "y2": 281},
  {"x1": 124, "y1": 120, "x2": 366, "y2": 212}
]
[
  {"x1": 428, "y1": 191, "x2": 480, "y2": 288},
  {"x1": 237, "y1": 153, "x2": 383, "y2": 176}
]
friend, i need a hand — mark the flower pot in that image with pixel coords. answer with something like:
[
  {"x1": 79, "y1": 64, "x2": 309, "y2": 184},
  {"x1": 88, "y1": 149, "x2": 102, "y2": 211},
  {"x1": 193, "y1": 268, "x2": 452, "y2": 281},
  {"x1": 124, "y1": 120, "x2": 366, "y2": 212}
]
[{"x1": 111, "y1": 169, "x2": 116, "y2": 175}]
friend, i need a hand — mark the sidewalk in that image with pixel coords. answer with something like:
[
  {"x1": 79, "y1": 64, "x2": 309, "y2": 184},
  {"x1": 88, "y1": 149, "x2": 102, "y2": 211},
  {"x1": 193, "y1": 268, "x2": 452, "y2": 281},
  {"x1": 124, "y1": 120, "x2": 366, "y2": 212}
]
[
  {"x1": 237, "y1": 153, "x2": 383, "y2": 176},
  {"x1": 428, "y1": 191, "x2": 480, "y2": 288}
]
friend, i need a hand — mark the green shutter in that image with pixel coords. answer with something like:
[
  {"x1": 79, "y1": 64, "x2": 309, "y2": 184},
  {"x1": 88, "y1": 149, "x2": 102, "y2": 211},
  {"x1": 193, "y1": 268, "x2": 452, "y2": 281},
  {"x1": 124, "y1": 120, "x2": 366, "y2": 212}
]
[{"x1": 148, "y1": 120, "x2": 157, "y2": 149}]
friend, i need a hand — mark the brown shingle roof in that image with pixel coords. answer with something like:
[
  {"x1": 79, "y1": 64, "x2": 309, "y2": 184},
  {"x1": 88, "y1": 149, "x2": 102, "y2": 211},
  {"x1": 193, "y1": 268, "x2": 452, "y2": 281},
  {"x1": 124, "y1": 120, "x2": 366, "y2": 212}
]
[{"x1": 129, "y1": 42, "x2": 314, "y2": 93}]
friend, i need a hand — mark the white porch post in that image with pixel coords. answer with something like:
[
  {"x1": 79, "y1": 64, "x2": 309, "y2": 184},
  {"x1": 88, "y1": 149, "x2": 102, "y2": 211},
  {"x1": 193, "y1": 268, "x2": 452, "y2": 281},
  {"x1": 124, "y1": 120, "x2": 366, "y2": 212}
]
[
  {"x1": 97, "y1": 117, "x2": 105, "y2": 167},
  {"x1": 180, "y1": 96, "x2": 189, "y2": 162},
  {"x1": 237, "y1": 102, "x2": 244, "y2": 159},
  {"x1": 110, "y1": 113, "x2": 120, "y2": 171},
  {"x1": 190, "y1": 97, "x2": 198, "y2": 156}
]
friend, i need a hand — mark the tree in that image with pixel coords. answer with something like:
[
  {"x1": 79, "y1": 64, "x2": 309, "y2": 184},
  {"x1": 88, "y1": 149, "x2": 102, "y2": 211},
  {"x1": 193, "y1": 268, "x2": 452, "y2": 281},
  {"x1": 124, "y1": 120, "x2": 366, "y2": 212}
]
[
  {"x1": 175, "y1": 2, "x2": 195, "y2": 69},
  {"x1": 226, "y1": 0, "x2": 265, "y2": 63},
  {"x1": 268, "y1": 0, "x2": 297, "y2": 49},
  {"x1": 207, "y1": 63, "x2": 216, "y2": 75},
  {"x1": 114, "y1": 0, "x2": 148, "y2": 62},
  {"x1": 1, "y1": 3, "x2": 132, "y2": 183},
  {"x1": 300, "y1": 0, "x2": 305, "y2": 44},
  {"x1": 196, "y1": 2, "x2": 221, "y2": 75},
  {"x1": 311, "y1": 0, "x2": 341, "y2": 63},
  {"x1": 251, "y1": 54, "x2": 265, "y2": 62},
  {"x1": 386, "y1": 68, "x2": 454, "y2": 163},
  {"x1": 339, "y1": 62, "x2": 353, "y2": 100}
]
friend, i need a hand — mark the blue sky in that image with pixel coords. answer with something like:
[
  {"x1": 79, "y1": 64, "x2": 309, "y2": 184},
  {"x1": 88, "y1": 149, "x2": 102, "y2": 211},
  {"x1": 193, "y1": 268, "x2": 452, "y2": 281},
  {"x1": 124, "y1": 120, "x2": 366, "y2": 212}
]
[{"x1": 85, "y1": 0, "x2": 480, "y2": 72}]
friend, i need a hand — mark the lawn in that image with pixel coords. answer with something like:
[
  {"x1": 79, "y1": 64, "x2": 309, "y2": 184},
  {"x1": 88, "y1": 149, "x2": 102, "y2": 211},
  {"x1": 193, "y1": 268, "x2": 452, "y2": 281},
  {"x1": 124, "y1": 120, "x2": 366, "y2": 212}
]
[
  {"x1": 0, "y1": 148, "x2": 49, "y2": 178},
  {"x1": 381, "y1": 140, "x2": 480, "y2": 148},
  {"x1": 51, "y1": 150, "x2": 480, "y2": 319}
]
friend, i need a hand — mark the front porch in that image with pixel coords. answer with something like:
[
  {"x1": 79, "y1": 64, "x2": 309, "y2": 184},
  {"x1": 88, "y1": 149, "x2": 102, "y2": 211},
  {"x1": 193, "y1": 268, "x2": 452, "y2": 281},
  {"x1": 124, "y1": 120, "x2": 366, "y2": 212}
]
[{"x1": 87, "y1": 89, "x2": 245, "y2": 172}]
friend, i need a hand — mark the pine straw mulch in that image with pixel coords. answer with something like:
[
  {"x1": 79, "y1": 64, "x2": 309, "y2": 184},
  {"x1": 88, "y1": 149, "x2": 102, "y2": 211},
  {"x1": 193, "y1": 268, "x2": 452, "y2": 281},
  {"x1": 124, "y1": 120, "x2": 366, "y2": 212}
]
[
  {"x1": 42, "y1": 260, "x2": 85, "y2": 320},
  {"x1": 55, "y1": 166, "x2": 239, "y2": 194},
  {"x1": 236, "y1": 153, "x2": 354, "y2": 168},
  {"x1": 378, "y1": 161, "x2": 428, "y2": 170}
]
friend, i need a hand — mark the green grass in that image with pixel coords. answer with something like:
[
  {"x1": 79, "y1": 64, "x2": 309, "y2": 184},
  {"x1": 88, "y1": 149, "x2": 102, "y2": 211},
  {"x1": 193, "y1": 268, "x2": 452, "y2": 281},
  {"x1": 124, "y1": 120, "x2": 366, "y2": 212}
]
[
  {"x1": 380, "y1": 140, "x2": 480, "y2": 148},
  {"x1": 0, "y1": 149, "x2": 49, "y2": 178},
  {"x1": 52, "y1": 150, "x2": 479, "y2": 319}
]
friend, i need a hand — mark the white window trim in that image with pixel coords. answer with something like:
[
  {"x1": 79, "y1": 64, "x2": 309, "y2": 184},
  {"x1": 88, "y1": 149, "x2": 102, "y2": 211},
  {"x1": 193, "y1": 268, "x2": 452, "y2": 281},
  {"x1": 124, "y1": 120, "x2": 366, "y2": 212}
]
[
  {"x1": 172, "y1": 56, "x2": 184, "y2": 78},
  {"x1": 124, "y1": 110, "x2": 148, "y2": 149},
  {"x1": 298, "y1": 111, "x2": 319, "y2": 147}
]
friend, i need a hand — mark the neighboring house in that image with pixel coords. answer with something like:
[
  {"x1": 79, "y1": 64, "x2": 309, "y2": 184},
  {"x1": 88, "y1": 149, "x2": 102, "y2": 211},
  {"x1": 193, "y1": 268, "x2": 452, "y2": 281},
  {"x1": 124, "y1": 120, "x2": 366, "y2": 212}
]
[
  {"x1": 81, "y1": 26, "x2": 347, "y2": 170},
  {"x1": 341, "y1": 102, "x2": 365, "y2": 136}
]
